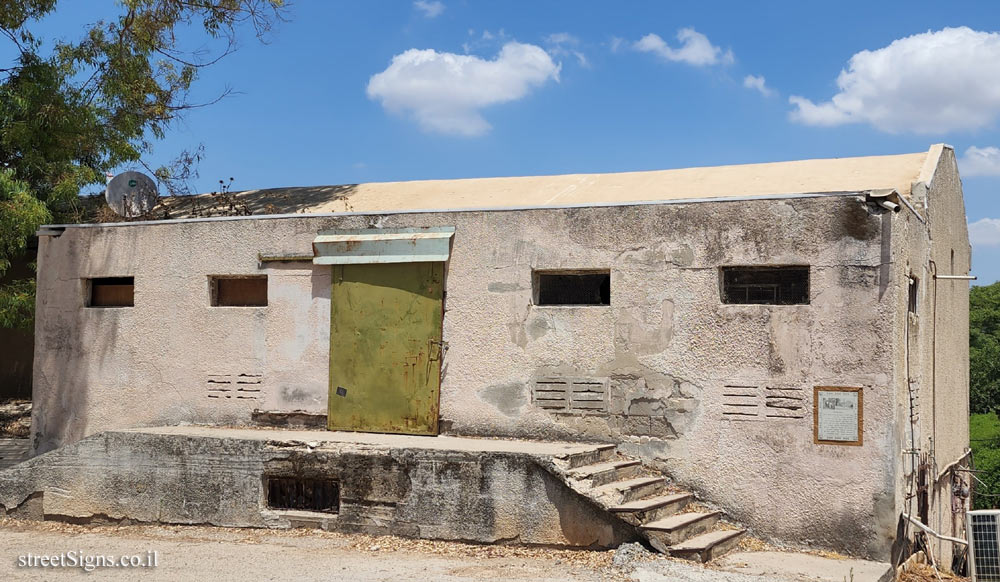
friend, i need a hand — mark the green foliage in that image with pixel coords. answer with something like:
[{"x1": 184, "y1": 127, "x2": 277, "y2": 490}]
[
  {"x1": 971, "y1": 282, "x2": 1000, "y2": 414},
  {"x1": 0, "y1": 170, "x2": 49, "y2": 275},
  {"x1": 0, "y1": 170, "x2": 47, "y2": 329},
  {"x1": 971, "y1": 413, "x2": 1000, "y2": 509},
  {"x1": 969, "y1": 286, "x2": 1000, "y2": 508},
  {"x1": 0, "y1": 0, "x2": 283, "y2": 327}
]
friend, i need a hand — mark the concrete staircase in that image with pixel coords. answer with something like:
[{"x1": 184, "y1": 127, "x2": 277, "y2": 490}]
[{"x1": 551, "y1": 444, "x2": 745, "y2": 563}]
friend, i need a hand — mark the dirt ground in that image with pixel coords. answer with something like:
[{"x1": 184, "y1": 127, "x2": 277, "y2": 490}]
[
  {"x1": 0, "y1": 517, "x2": 887, "y2": 582},
  {"x1": 0, "y1": 518, "x2": 657, "y2": 581},
  {"x1": 0, "y1": 399, "x2": 30, "y2": 438}
]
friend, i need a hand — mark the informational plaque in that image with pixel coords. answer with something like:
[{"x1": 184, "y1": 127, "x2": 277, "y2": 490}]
[{"x1": 813, "y1": 386, "x2": 863, "y2": 446}]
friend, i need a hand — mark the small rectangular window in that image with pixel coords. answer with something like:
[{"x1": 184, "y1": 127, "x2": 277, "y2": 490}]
[
  {"x1": 211, "y1": 276, "x2": 268, "y2": 307},
  {"x1": 908, "y1": 276, "x2": 918, "y2": 313},
  {"x1": 88, "y1": 277, "x2": 134, "y2": 307},
  {"x1": 534, "y1": 270, "x2": 610, "y2": 306},
  {"x1": 721, "y1": 267, "x2": 809, "y2": 305}
]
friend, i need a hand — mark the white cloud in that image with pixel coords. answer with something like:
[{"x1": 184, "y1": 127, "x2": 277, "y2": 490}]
[
  {"x1": 413, "y1": 0, "x2": 444, "y2": 18},
  {"x1": 545, "y1": 32, "x2": 588, "y2": 67},
  {"x1": 790, "y1": 27, "x2": 1000, "y2": 133},
  {"x1": 367, "y1": 42, "x2": 560, "y2": 136},
  {"x1": 633, "y1": 28, "x2": 734, "y2": 66},
  {"x1": 960, "y1": 146, "x2": 1000, "y2": 176},
  {"x1": 609, "y1": 36, "x2": 625, "y2": 53},
  {"x1": 463, "y1": 29, "x2": 507, "y2": 53},
  {"x1": 970, "y1": 218, "x2": 1000, "y2": 246},
  {"x1": 546, "y1": 32, "x2": 575, "y2": 45},
  {"x1": 743, "y1": 74, "x2": 775, "y2": 97}
]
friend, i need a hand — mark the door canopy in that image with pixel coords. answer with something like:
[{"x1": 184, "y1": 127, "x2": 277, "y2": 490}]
[{"x1": 312, "y1": 227, "x2": 455, "y2": 265}]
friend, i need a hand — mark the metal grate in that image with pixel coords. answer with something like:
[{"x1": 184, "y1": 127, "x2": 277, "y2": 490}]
[
  {"x1": 266, "y1": 477, "x2": 339, "y2": 513},
  {"x1": 533, "y1": 378, "x2": 608, "y2": 413},
  {"x1": 969, "y1": 511, "x2": 1000, "y2": 581},
  {"x1": 534, "y1": 271, "x2": 611, "y2": 306},
  {"x1": 721, "y1": 266, "x2": 809, "y2": 305}
]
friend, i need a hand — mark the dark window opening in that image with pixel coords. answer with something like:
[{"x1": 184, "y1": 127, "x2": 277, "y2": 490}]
[
  {"x1": 266, "y1": 477, "x2": 339, "y2": 513},
  {"x1": 721, "y1": 267, "x2": 809, "y2": 305},
  {"x1": 88, "y1": 277, "x2": 134, "y2": 307},
  {"x1": 908, "y1": 276, "x2": 918, "y2": 313},
  {"x1": 534, "y1": 271, "x2": 610, "y2": 306},
  {"x1": 211, "y1": 276, "x2": 267, "y2": 307}
]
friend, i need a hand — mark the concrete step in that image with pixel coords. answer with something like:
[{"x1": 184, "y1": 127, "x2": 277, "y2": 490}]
[
  {"x1": 640, "y1": 511, "x2": 722, "y2": 550},
  {"x1": 568, "y1": 460, "x2": 641, "y2": 487},
  {"x1": 593, "y1": 476, "x2": 668, "y2": 505},
  {"x1": 669, "y1": 528, "x2": 746, "y2": 563},
  {"x1": 0, "y1": 438, "x2": 30, "y2": 470},
  {"x1": 562, "y1": 444, "x2": 617, "y2": 469},
  {"x1": 608, "y1": 492, "x2": 692, "y2": 525}
]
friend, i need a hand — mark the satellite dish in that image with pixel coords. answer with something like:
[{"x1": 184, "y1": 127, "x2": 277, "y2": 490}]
[{"x1": 105, "y1": 171, "x2": 158, "y2": 217}]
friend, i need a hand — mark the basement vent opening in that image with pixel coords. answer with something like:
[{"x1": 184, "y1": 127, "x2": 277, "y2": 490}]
[
  {"x1": 532, "y1": 377, "x2": 608, "y2": 413},
  {"x1": 207, "y1": 374, "x2": 262, "y2": 399},
  {"x1": 722, "y1": 385, "x2": 805, "y2": 420},
  {"x1": 266, "y1": 477, "x2": 339, "y2": 513},
  {"x1": 87, "y1": 277, "x2": 134, "y2": 308},
  {"x1": 721, "y1": 266, "x2": 809, "y2": 305},
  {"x1": 534, "y1": 270, "x2": 611, "y2": 306},
  {"x1": 211, "y1": 275, "x2": 268, "y2": 307}
]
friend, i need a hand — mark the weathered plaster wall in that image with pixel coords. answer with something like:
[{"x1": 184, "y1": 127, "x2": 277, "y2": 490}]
[
  {"x1": 34, "y1": 194, "x2": 901, "y2": 557},
  {"x1": 0, "y1": 429, "x2": 634, "y2": 547},
  {"x1": 889, "y1": 146, "x2": 971, "y2": 568}
]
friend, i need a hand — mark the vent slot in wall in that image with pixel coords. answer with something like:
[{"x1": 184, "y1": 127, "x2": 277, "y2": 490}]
[
  {"x1": 764, "y1": 386, "x2": 805, "y2": 419},
  {"x1": 722, "y1": 385, "x2": 759, "y2": 419},
  {"x1": 533, "y1": 377, "x2": 608, "y2": 414},
  {"x1": 723, "y1": 385, "x2": 806, "y2": 420},
  {"x1": 266, "y1": 477, "x2": 339, "y2": 513},
  {"x1": 207, "y1": 374, "x2": 263, "y2": 399}
]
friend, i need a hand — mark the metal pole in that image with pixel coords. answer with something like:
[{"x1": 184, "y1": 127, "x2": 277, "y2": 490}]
[{"x1": 902, "y1": 513, "x2": 969, "y2": 546}]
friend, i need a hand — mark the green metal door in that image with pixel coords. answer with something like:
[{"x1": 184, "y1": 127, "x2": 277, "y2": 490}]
[{"x1": 328, "y1": 262, "x2": 444, "y2": 435}]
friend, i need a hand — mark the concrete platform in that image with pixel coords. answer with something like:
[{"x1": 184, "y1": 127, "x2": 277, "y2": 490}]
[
  {"x1": 125, "y1": 425, "x2": 604, "y2": 456},
  {"x1": 0, "y1": 427, "x2": 637, "y2": 550},
  {"x1": 716, "y1": 551, "x2": 893, "y2": 582}
]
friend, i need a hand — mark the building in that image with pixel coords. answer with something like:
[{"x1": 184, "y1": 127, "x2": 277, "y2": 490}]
[{"x1": 27, "y1": 144, "x2": 971, "y2": 563}]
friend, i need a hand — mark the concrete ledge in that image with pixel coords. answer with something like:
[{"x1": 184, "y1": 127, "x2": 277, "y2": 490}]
[
  {"x1": 0, "y1": 427, "x2": 637, "y2": 549},
  {"x1": 716, "y1": 551, "x2": 893, "y2": 582}
]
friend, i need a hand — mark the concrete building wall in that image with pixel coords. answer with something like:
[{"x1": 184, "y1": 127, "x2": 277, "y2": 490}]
[
  {"x1": 889, "y1": 147, "x2": 971, "y2": 568},
  {"x1": 32, "y1": 193, "x2": 929, "y2": 558}
]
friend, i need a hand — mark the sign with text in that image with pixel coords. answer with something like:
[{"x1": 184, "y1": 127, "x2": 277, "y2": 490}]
[{"x1": 813, "y1": 386, "x2": 863, "y2": 446}]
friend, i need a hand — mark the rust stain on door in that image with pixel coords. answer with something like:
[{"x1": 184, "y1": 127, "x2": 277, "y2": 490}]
[{"x1": 328, "y1": 262, "x2": 444, "y2": 435}]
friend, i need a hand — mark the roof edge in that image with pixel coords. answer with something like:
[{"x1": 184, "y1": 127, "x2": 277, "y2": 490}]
[
  {"x1": 914, "y1": 143, "x2": 952, "y2": 190},
  {"x1": 38, "y1": 190, "x2": 863, "y2": 234}
]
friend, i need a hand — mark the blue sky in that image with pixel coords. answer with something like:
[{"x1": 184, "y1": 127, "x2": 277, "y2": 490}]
[{"x1": 7, "y1": 1, "x2": 1000, "y2": 283}]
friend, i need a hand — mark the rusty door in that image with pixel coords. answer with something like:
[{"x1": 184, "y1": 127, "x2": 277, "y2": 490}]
[{"x1": 328, "y1": 262, "x2": 443, "y2": 435}]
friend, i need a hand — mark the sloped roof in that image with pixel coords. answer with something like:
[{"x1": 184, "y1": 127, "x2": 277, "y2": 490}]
[{"x1": 154, "y1": 146, "x2": 942, "y2": 218}]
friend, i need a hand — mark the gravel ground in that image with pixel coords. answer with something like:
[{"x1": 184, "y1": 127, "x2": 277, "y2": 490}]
[
  {"x1": 0, "y1": 518, "x2": 820, "y2": 582},
  {"x1": 0, "y1": 400, "x2": 30, "y2": 438}
]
